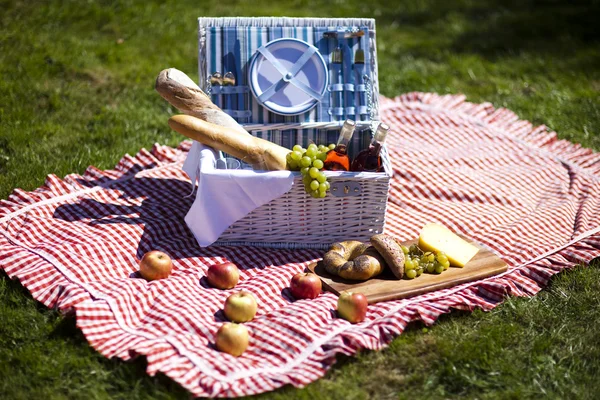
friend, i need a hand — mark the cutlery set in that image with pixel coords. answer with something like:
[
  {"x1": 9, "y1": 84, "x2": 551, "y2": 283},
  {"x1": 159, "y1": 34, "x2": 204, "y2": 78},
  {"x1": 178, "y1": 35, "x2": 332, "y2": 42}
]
[
  {"x1": 323, "y1": 29, "x2": 365, "y2": 39},
  {"x1": 207, "y1": 26, "x2": 371, "y2": 125},
  {"x1": 209, "y1": 71, "x2": 237, "y2": 111},
  {"x1": 327, "y1": 30, "x2": 370, "y2": 123}
]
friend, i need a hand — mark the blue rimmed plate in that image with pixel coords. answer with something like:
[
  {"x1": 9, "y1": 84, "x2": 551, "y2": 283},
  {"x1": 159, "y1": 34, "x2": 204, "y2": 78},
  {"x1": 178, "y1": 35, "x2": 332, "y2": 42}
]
[{"x1": 249, "y1": 38, "x2": 328, "y2": 116}]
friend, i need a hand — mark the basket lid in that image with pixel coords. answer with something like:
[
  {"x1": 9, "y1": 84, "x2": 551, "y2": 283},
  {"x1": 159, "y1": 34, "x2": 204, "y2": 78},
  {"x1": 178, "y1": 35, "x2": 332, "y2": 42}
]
[{"x1": 248, "y1": 38, "x2": 328, "y2": 116}]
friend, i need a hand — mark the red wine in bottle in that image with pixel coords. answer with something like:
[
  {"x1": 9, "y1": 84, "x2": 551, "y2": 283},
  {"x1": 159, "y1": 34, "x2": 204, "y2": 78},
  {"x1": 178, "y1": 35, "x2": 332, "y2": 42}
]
[
  {"x1": 350, "y1": 122, "x2": 389, "y2": 172},
  {"x1": 324, "y1": 119, "x2": 355, "y2": 171}
]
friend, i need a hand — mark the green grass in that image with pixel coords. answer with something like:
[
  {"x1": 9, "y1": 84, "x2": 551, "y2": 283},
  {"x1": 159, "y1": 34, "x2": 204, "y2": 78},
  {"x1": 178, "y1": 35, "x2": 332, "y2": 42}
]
[{"x1": 1, "y1": 0, "x2": 599, "y2": 398}]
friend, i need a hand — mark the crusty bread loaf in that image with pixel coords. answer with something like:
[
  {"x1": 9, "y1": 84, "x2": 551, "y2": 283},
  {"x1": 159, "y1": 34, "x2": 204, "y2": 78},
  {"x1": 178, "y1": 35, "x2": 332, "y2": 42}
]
[
  {"x1": 168, "y1": 114, "x2": 289, "y2": 171},
  {"x1": 155, "y1": 68, "x2": 249, "y2": 136},
  {"x1": 370, "y1": 234, "x2": 405, "y2": 279}
]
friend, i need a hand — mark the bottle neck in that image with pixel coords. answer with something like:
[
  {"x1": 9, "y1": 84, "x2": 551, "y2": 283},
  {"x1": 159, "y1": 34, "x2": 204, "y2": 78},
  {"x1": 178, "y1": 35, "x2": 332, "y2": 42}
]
[
  {"x1": 368, "y1": 141, "x2": 382, "y2": 155},
  {"x1": 337, "y1": 120, "x2": 356, "y2": 147},
  {"x1": 370, "y1": 122, "x2": 389, "y2": 147}
]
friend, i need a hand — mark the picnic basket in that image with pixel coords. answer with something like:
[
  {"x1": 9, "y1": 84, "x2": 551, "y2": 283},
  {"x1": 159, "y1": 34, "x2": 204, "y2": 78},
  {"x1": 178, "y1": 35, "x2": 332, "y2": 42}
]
[{"x1": 196, "y1": 17, "x2": 391, "y2": 249}]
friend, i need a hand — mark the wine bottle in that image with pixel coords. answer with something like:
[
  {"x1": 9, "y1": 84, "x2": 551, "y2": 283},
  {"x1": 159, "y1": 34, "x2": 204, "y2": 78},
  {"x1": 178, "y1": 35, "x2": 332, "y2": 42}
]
[
  {"x1": 350, "y1": 122, "x2": 389, "y2": 172},
  {"x1": 323, "y1": 119, "x2": 356, "y2": 171}
]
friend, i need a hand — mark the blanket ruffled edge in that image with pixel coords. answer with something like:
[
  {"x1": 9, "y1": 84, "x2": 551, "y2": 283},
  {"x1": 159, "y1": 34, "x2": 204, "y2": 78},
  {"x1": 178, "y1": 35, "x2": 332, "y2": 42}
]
[{"x1": 1, "y1": 93, "x2": 599, "y2": 397}]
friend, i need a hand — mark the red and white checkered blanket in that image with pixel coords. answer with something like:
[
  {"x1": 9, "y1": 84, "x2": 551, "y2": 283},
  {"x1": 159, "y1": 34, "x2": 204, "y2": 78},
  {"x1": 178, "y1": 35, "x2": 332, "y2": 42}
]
[{"x1": 2, "y1": 93, "x2": 600, "y2": 397}]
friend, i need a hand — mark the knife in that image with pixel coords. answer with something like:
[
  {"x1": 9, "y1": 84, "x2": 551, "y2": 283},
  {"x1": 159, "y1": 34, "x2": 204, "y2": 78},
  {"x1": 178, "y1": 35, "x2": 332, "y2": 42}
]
[
  {"x1": 222, "y1": 52, "x2": 236, "y2": 113},
  {"x1": 354, "y1": 49, "x2": 365, "y2": 121},
  {"x1": 343, "y1": 43, "x2": 354, "y2": 121}
]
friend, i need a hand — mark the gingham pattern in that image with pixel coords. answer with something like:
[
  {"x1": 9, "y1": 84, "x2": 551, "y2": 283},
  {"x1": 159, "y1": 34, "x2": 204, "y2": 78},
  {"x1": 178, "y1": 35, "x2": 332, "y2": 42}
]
[{"x1": 2, "y1": 94, "x2": 600, "y2": 398}]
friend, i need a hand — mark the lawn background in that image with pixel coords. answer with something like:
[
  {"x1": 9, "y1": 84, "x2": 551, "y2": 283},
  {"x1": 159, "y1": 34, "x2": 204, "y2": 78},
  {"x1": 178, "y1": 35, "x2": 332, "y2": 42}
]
[{"x1": 1, "y1": 0, "x2": 599, "y2": 398}]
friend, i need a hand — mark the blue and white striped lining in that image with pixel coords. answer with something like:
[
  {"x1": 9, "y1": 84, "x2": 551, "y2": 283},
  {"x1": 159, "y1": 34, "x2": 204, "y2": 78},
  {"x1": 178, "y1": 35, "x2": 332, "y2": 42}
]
[{"x1": 199, "y1": 17, "x2": 377, "y2": 155}]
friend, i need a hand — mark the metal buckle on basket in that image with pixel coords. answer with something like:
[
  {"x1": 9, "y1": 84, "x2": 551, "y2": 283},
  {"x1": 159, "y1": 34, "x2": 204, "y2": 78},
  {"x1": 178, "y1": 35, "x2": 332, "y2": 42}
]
[{"x1": 330, "y1": 181, "x2": 361, "y2": 197}]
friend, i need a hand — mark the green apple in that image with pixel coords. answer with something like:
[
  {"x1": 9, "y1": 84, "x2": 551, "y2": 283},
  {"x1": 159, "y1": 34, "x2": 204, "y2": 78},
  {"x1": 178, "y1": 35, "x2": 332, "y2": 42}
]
[
  {"x1": 215, "y1": 322, "x2": 249, "y2": 357},
  {"x1": 223, "y1": 291, "x2": 257, "y2": 322}
]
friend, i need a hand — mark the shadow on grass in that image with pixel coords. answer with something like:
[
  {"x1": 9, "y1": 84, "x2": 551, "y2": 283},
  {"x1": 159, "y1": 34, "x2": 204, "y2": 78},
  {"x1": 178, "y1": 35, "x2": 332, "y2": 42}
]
[
  {"x1": 449, "y1": 1, "x2": 600, "y2": 58},
  {"x1": 378, "y1": 0, "x2": 600, "y2": 61}
]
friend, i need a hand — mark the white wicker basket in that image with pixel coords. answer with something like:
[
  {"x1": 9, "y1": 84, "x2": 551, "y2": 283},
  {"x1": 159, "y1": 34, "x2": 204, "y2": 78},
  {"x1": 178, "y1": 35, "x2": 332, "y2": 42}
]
[{"x1": 197, "y1": 17, "x2": 391, "y2": 249}]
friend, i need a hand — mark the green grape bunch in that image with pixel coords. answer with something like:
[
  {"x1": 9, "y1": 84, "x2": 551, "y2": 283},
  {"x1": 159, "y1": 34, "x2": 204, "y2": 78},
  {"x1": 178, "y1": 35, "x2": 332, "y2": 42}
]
[
  {"x1": 286, "y1": 143, "x2": 335, "y2": 198},
  {"x1": 400, "y1": 244, "x2": 450, "y2": 279}
]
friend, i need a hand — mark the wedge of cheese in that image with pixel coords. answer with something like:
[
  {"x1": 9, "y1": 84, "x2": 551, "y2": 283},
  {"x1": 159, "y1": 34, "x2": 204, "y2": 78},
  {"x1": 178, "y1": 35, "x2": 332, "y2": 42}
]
[{"x1": 418, "y1": 223, "x2": 479, "y2": 267}]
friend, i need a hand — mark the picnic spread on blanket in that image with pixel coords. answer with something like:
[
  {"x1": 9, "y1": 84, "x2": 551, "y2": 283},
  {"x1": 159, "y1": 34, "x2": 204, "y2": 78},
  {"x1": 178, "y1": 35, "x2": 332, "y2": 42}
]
[{"x1": 2, "y1": 17, "x2": 600, "y2": 398}]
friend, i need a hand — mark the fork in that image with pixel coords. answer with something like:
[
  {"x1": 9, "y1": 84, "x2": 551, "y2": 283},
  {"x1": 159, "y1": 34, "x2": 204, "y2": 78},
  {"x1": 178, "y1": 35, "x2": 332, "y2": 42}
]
[{"x1": 331, "y1": 46, "x2": 343, "y2": 122}]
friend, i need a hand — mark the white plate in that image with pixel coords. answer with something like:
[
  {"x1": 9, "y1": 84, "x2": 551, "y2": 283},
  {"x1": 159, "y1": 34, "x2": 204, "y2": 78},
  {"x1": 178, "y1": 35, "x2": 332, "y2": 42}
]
[{"x1": 249, "y1": 38, "x2": 328, "y2": 116}]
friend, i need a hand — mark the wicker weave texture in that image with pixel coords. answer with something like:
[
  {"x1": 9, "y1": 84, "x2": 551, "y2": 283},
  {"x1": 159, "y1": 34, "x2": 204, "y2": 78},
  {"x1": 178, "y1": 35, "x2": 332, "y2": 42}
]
[
  {"x1": 197, "y1": 17, "x2": 389, "y2": 249},
  {"x1": 215, "y1": 172, "x2": 390, "y2": 249}
]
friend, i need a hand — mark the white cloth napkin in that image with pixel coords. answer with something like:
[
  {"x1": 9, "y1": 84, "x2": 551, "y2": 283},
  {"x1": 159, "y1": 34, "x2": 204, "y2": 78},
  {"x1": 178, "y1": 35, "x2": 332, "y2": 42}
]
[{"x1": 182, "y1": 141, "x2": 294, "y2": 247}]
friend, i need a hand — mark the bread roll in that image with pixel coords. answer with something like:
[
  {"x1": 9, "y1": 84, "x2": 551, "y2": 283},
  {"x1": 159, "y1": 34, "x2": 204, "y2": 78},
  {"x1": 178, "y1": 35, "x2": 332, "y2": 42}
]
[{"x1": 323, "y1": 241, "x2": 386, "y2": 281}]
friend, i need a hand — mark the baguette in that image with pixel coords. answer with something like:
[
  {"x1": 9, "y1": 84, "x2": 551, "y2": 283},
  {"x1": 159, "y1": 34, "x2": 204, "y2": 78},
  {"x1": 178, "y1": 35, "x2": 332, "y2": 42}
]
[
  {"x1": 168, "y1": 114, "x2": 289, "y2": 171},
  {"x1": 155, "y1": 68, "x2": 249, "y2": 136}
]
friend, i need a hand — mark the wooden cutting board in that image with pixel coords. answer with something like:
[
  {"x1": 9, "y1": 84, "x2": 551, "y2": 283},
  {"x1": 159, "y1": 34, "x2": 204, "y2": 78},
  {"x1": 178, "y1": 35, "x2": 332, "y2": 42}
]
[{"x1": 307, "y1": 237, "x2": 507, "y2": 304}]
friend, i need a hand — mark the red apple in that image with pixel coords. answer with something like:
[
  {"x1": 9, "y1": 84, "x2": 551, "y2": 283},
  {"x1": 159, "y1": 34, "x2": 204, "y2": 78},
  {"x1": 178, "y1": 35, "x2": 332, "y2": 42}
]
[
  {"x1": 139, "y1": 250, "x2": 173, "y2": 281},
  {"x1": 206, "y1": 262, "x2": 239, "y2": 289},
  {"x1": 290, "y1": 272, "x2": 322, "y2": 300},
  {"x1": 337, "y1": 291, "x2": 368, "y2": 323},
  {"x1": 223, "y1": 291, "x2": 257, "y2": 323},
  {"x1": 215, "y1": 322, "x2": 249, "y2": 357}
]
